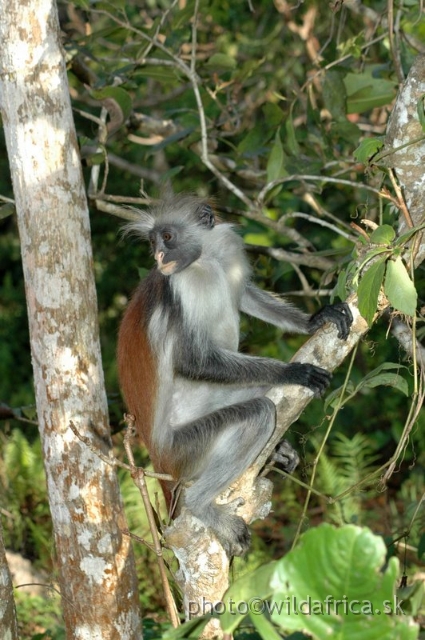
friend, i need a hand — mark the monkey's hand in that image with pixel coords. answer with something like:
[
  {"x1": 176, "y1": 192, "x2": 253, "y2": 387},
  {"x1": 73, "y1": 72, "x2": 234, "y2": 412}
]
[
  {"x1": 308, "y1": 302, "x2": 353, "y2": 340},
  {"x1": 284, "y1": 362, "x2": 331, "y2": 397}
]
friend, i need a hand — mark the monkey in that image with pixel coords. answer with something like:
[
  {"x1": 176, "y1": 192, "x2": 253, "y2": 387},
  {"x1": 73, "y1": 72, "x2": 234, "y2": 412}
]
[{"x1": 117, "y1": 194, "x2": 353, "y2": 557}]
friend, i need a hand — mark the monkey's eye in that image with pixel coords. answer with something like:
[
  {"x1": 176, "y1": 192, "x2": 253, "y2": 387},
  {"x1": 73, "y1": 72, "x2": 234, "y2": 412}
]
[{"x1": 162, "y1": 232, "x2": 172, "y2": 242}]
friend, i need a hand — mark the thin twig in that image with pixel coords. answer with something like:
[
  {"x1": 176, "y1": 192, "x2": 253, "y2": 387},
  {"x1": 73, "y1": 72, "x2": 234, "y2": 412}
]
[
  {"x1": 279, "y1": 211, "x2": 356, "y2": 242},
  {"x1": 292, "y1": 344, "x2": 358, "y2": 549},
  {"x1": 123, "y1": 415, "x2": 180, "y2": 628},
  {"x1": 258, "y1": 174, "x2": 384, "y2": 204},
  {"x1": 68, "y1": 420, "x2": 172, "y2": 480},
  {"x1": 388, "y1": 168, "x2": 414, "y2": 228}
]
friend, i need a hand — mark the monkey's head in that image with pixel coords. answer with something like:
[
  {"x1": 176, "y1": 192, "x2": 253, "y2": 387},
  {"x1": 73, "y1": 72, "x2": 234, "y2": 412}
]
[{"x1": 126, "y1": 195, "x2": 216, "y2": 276}]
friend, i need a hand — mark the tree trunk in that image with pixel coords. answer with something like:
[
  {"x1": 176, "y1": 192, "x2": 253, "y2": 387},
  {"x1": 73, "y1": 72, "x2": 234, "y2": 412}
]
[{"x1": 0, "y1": 1, "x2": 142, "y2": 638}]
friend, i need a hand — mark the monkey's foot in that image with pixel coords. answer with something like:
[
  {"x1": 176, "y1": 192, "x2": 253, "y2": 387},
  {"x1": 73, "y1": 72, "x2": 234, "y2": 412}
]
[
  {"x1": 270, "y1": 439, "x2": 300, "y2": 474},
  {"x1": 217, "y1": 514, "x2": 251, "y2": 557}
]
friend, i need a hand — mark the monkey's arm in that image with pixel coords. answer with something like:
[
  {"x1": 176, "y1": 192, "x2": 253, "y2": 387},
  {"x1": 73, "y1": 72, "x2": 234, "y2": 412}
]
[
  {"x1": 240, "y1": 283, "x2": 352, "y2": 340},
  {"x1": 174, "y1": 335, "x2": 331, "y2": 396}
]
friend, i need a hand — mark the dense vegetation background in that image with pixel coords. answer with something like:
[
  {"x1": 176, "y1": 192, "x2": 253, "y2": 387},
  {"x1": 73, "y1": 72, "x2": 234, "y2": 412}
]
[{"x1": 0, "y1": 0, "x2": 424, "y2": 637}]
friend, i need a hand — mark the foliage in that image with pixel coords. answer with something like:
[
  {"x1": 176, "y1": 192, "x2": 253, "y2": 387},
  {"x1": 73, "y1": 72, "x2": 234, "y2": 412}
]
[
  {"x1": 313, "y1": 432, "x2": 379, "y2": 525},
  {"x1": 0, "y1": 428, "x2": 52, "y2": 563},
  {"x1": 228, "y1": 524, "x2": 421, "y2": 640},
  {"x1": 14, "y1": 591, "x2": 65, "y2": 640}
]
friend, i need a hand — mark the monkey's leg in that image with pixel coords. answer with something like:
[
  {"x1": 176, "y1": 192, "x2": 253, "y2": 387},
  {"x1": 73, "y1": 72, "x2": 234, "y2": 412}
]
[{"x1": 172, "y1": 397, "x2": 276, "y2": 557}]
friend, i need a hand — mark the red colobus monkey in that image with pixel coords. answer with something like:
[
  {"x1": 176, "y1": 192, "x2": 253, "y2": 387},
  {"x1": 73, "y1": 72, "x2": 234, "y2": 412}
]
[{"x1": 118, "y1": 195, "x2": 352, "y2": 556}]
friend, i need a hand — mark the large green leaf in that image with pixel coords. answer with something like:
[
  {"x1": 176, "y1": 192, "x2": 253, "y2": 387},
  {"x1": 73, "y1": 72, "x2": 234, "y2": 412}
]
[
  {"x1": 219, "y1": 526, "x2": 418, "y2": 640},
  {"x1": 384, "y1": 257, "x2": 417, "y2": 317},
  {"x1": 344, "y1": 73, "x2": 396, "y2": 114},
  {"x1": 357, "y1": 257, "x2": 386, "y2": 326},
  {"x1": 358, "y1": 362, "x2": 408, "y2": 398},
  {"x1": 270, "y1": 524, "x2": 419, "y2": 640}
]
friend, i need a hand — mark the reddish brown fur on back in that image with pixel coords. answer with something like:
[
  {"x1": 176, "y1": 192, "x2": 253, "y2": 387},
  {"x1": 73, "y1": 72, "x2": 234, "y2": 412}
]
[
  {"x1": 117, "y1": 285, "x2": 157, "y2": 451},
  {"x1": 117, "y1": 285, "x2": 175, "y2": 505}
]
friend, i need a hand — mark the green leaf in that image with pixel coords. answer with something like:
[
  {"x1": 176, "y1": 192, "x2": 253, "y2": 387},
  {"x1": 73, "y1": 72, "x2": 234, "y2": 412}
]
[
  {"x1": 84, "y1": 152, "x2": 106, "y2": 166},
  {"x1": 344, "y1": 73, "x2": 396, "y2": 114},
  {"x1": 357, "y1": 363, "x2": 408, "y2": 396},
  {"x1": 417, "y1": 93, "x2": 425, "y2": 133},
  {"x1": 352, "y1": 247, "x2": 391, "y2": 287},
  {"x1": 162, "y1": 615, "x2": 210, "y2": 639},
  {"x1": 250, "y1": 610, "x2": 283, "y2": 640},
  {"x1": 206, "y1": 53, "x2": 237, "y2": 72},
  {"x1": 238, "y1": 126, "x2": 269, "y2": 155},
  {"x1": 285, "y1": 114, "x2": 300, "y2": 155},
  {"x1": 359, "y1": 372, "x2": 409, "y2": 396},
  {"x1": 335, "y1": 269, "x2": 347, "y2": 302},
  {"x1": 357, "y1": 257, "x2": 386, "y2": 326},
  {"x1": 270, "y1": 524, "x2": 419, "y2": 640},
  {"x1": 369, "y1": 224, "x2": 396, "y2": 245},
  {"x1": 220, "y1": 562, "x2": 276, "y2": 633},
  {"x1": 233, "y1": 58, "x2": 266, "y2": 83},
  {"x1": 353, "y1": 137, "x2": 384, "y2": 163},
  {"x1": 397, "y1": 581, "x2": 425, "y2": 617},
  {"x1": 384, "y1": 257, "x2": 417, "y2": 317},
  {"x1": 323, "y1": 69, "x2": 347, "y2": 119},
  {"x1": 395, "y1": 221, "x2": 425, "y2": 246},
  {"x1": 262, "y1": 102, "x2": 285, "y2": 128},
  {"x1": 0, "y1": 203, "x2": 15, "y2": 219},
  {"x1": 150, "y1": 126, "x2": 195, "y2": 152},
  {"x1": 267, "y1": 129, "x2": 287, "y2": 182},
  {"x1": 337, "y1": 34, "x2": 363, "y2": 59},
  {"x1": 90, "y1": 86, "x2": 133, "y2": 122}
]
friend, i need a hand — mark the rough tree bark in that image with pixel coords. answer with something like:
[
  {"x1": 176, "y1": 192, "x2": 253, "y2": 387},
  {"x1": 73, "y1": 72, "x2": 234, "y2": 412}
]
[
  {"x1": 383, "y1": 54, "x2": 425, "y2": 257},
  {"x1": 165, "y1": 54, "x2": 425, "y2": 638},
  {"x1": 0, "y1": 520, "x2": 19, "y2": 640},
  {"x1": 0, "y1": 1, "x2": 142, "y2": 638}
]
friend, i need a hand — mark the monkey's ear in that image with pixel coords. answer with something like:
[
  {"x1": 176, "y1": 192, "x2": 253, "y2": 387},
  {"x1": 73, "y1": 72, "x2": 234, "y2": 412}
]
[{"x1": 197, "y1": 203, "x2": 215, "y2": 229}]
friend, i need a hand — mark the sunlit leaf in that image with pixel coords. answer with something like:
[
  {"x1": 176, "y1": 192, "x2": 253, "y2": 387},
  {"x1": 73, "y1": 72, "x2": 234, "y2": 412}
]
[
  {"x1": 353, "y1": 137, "x2": 384, "y2": 163},
  {"x1": 369, "y1": 224, "x2": 396, "y2": 245},
  {"x1": 270, "y1": 524, "x2": 418, "y2": 639},
  {"x1": 384, "y1": 257, "x2": 417, "y2": 317}
]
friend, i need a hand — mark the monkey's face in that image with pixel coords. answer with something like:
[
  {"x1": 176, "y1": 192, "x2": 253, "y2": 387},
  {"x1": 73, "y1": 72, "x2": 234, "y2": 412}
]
[{"x1": 149, "y1": 224, "x2": 202, "y2": 276}]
